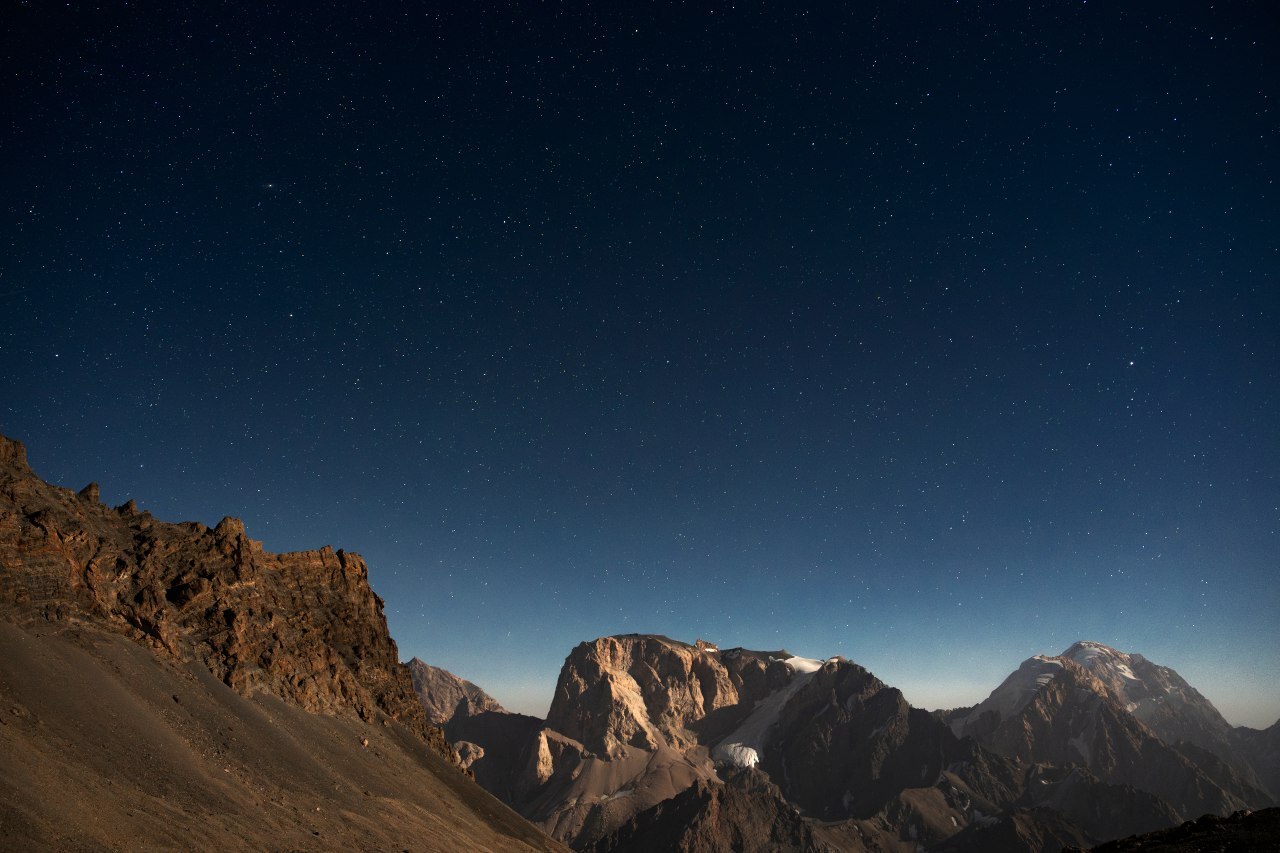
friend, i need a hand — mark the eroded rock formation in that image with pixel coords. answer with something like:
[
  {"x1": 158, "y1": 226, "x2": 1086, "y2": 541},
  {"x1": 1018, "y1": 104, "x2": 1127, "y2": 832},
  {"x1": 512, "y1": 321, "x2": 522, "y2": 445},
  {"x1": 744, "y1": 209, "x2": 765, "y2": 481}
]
[
  {"x1": 408, "y1": 656, "x2": 506, "y2": 725},
  {"x1": 0, "y1": 434, "x2": 447, "y2": 757}
]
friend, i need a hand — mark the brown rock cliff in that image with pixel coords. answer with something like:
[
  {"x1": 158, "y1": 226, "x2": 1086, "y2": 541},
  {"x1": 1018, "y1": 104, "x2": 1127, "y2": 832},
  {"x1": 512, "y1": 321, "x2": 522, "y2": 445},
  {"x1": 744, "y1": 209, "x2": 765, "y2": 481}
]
[
  {"x1": 545, "y1": 634, "x2": 791, "y2": 756},
  {"x1": 0, "y1": 433, "x2": 451, "y2": 760}
]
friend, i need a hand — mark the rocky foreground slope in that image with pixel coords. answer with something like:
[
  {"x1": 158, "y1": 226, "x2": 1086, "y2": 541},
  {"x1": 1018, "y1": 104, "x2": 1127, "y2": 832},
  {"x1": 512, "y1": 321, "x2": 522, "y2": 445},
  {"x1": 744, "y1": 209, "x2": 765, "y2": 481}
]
[
  {"x1": 1069, "y1": 807, "x2": 1280, "y2": 852},
  {"x1": 0, "y1": 434, "x2": 563, "y2": 851}
]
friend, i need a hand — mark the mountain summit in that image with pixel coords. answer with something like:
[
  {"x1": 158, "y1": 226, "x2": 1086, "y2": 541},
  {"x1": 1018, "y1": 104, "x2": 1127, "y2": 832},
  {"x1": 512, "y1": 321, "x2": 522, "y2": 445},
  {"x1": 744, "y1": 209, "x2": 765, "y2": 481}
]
[
  {"x1": 1060, "y1": 641, "x2": 1240, "y2": 758},
  {"x1": 948, "y1": 640, "x2": 1273, "y2": 821}
]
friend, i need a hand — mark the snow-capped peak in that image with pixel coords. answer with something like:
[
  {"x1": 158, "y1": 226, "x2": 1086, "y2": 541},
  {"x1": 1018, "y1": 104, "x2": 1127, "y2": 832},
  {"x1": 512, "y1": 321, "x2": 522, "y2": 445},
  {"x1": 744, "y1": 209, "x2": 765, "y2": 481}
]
[
  {"x1": 1058, "y1": 641, "x2": 1235, "y2": 753},
  {"x1": 952, "y1": 640, "x2": 1238, "y2": 766},
  {"x1": 950, "y1": 655, "x2": 1065, "y2": 736},
  {"x1": 1063, "y1": 641, "x2": 1142, "y2": 685}
]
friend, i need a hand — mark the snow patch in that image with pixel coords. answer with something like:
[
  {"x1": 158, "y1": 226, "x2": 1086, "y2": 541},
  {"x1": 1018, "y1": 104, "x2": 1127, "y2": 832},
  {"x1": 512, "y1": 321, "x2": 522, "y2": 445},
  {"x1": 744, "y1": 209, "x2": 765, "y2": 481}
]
[
  {"x1": 1068, "y1": 642, "x2": 1138, "y2": 683},
  {"x1": 784, "y1": 655, "x2": 824, "y2": 674},
  {"x1": 714, "y1": 744, "x2": 759, "y2": 768},
  {"x1": 713, "y1": 658, "x2": 823, "y2": 768},
  {"x1": 1068, "y1": 732, "x2": 1091, "y2": 765},
  {"x1": 1113, "y1": 662, "x2": 1139, "y2": 681}
]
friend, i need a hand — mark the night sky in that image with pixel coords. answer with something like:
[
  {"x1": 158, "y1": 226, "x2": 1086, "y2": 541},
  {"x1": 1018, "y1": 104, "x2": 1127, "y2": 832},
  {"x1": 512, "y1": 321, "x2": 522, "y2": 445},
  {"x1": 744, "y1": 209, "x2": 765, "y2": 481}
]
[{"x1": 3, "y1": 2, "x2": 1277, "y2": 726}]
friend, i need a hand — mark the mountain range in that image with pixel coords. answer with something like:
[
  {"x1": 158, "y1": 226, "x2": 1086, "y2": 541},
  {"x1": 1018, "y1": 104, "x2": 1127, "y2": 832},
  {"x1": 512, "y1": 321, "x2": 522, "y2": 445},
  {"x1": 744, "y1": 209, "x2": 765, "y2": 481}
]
[
  {"x1": 425, "y1": 635, "x2": 1279, "y2": 850},
  {"x1": 1, "y1": 431, "x2": 1275, "y2": 852},
  {"x1": 422, "y1": 627, "x2": 1280, "y2": 845}
]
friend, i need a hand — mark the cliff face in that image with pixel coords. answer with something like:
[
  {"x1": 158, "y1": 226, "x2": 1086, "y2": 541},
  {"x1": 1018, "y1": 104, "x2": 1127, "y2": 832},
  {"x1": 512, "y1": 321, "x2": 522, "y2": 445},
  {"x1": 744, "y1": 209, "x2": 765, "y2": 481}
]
[
  {"x1": 467, "y1": 633, "x2": 1225, "y2": 851},
  {"x1": 0, "y1": 434, "x2": 443, "y2": 755},
  {"x1": 544, "y1": 634, "x2": 791, "y2": 756}
]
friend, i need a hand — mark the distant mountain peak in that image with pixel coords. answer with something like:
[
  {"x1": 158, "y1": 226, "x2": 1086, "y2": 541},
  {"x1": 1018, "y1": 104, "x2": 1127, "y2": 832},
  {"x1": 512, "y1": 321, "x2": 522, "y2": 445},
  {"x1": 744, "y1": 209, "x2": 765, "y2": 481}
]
[
  {"x1": 406, "y1": 658, "x2": 505, "y2": 725},
  {"x1": 1064, "y1": 639, "x2": 1122, "y2": 655},
  {"x1": 961, "y1": 641, "x2": 1234, "y2": 743},
  {"x1": 1063, "y1": 640, "x2": 1138, "y2": 665},
  {"x1": 948, "y1": 639, "x2": 1271, "y2": 821}
]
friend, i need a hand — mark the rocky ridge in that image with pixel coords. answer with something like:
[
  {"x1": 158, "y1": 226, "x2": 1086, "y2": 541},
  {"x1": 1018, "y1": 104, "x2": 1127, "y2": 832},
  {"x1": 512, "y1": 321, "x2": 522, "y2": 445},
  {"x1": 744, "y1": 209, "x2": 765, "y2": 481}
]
[
  {"x1": 408, "y1": 656, "x2": 506, "y2": 725},
  {"x1": 586, "y1": 769, "x2": 825, "y2": 853},
  {"x1": 949, "y1": 642, "x2": 1273, "y2": 820},
  {"x1": 1069, "y1": 807, "x2": 1280, "y2": 852},
  {"x1": 0, "y1": 433, "x2": 565, "y2": 851},
  {"x1": 0, "y1": 435, "x2": 445, "y2": 752},
  {"x1": 419, "y1": 631, "x2": 1252, "y2": 851}
]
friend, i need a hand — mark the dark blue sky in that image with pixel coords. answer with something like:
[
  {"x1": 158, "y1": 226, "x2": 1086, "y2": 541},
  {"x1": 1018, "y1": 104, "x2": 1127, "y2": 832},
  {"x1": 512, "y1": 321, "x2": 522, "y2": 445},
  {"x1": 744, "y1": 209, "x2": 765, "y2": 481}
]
[{"x1": 3, "y1": 1, "x2": 1277, "y2": 725}]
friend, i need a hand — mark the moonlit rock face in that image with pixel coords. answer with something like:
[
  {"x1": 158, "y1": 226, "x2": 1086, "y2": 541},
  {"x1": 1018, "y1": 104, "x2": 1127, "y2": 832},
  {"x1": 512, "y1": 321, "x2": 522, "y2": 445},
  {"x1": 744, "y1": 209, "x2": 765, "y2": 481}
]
[
  {"x1": 1066, "y1": 641, "x2": 1140, "y2": 683},
  {"x1": 1059, "y1": 641, "x2": 1235, "y2": 755},
  {"x1": 1064, "y1": 641, "x2": 1171, "y2": 709},
  {"x1": 961, "y1": 655, "x2": 1065, "y2": 728}
]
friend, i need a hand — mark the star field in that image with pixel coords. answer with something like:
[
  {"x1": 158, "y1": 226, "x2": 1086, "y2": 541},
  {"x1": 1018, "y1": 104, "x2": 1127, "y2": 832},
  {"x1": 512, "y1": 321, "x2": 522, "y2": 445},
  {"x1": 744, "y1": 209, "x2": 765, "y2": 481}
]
[{"x1": 2, "y1": 2, "x2": 1277, "y2": 725}]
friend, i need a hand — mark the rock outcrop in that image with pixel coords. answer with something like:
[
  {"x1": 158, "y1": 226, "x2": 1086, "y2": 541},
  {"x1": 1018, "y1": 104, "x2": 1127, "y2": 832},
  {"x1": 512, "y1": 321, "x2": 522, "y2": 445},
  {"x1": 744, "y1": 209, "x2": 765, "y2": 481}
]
[
  {"x1": 0, "y1": 433, "x2": 565, "y2": 851},
  {"x1": 587, "y1": 770, "x2": 825, "y2": 853},
  {"x1": 545, "y1": 634, "x2": 790, "y2": 756},
  {"x1": 444, "y1": 708, "x2": 546, "y2": 803},
  {"x1": 408, "y1": 656, "x2": 506, "y2": 725},
  {"x1": 934, "y1": 807, "x2": 1093, "y2": 853},
  {"x1": 0, "y1": 434, "x2": 443, "y2": 757}
]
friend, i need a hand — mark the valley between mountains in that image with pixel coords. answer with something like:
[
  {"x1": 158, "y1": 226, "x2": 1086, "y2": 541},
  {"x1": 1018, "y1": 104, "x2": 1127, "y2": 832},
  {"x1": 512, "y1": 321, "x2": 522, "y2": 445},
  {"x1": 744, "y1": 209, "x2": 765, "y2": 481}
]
[{"x1": 1, "y1": 432, "x2": 1276, "y2": 852}]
